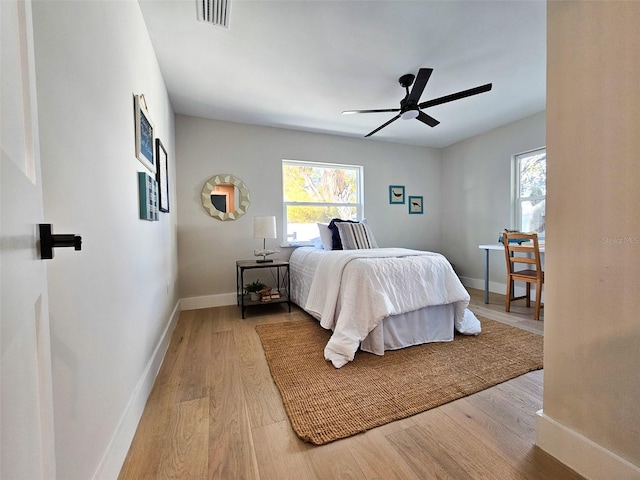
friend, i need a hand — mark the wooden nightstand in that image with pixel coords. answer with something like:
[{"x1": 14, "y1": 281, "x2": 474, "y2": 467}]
[{"x1": 236, "y1": 260, "x2": 291, "y2": 319}]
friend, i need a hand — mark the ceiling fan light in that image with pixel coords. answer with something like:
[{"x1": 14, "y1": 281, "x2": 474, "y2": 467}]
[{"x1": 401, "y1": 109, "x2": 419, "y2": 120}]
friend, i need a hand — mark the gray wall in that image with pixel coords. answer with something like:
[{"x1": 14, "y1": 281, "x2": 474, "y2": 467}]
[
  {"x1": 440, "y1": 112, "x2": 546, "y2": 291},
  {"x1": 176, "y1": 115, "x2": 442, "y2": 307},
  {"x1": 33, "y1": 2, "x2": 179, "y2": 478},
  {"x1": 176, "y1": 113, "x2": 548, "y2": 308}
]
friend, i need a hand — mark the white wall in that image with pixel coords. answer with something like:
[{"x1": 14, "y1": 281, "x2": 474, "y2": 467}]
[
  {"x1": 439, "y1": 112, "x2": 546, "y2": 290},
  {"x1": 32, "y1": 1, "x2": 179, "y2": 479},
  {"x1": 537, "y1": 2, "x2": 640, "y2": 478},
  {"x1": 176, "y1": 116, "x2": 442, "y2": 307}
]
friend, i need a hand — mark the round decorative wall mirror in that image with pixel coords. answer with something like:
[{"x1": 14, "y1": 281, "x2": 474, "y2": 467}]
[{"x1": 201, "y1": 174, "x2": 251, "y2": 221}]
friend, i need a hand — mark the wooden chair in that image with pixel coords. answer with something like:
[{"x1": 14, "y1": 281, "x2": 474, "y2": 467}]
[{"x1": 502, "y1": 232, "x2": 544, "y2": 320}]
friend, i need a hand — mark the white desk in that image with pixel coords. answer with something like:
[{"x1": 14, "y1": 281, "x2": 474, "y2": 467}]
[{"x1": 478, "y1": 243, "x2": 545, "y2": 304}]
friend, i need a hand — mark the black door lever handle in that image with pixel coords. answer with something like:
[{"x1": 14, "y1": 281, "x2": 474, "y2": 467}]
[{"x1": 39, "y1": 224, "x2": 82, "y2": 259}]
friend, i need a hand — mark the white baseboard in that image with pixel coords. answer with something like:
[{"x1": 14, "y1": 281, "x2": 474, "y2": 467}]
[
  {"x1": 459, "y1": 276, "x2": 506, "y2": 294},
  {"x1": 460, "y1": 276, "x2": 545, "y2": 303},
  {"x1": 93, "y1": 299, "x2": 182, "y2": 480},
  {"x1": 536, "y1": 410, "x2": 640, "y2": 480},
  {"x1": 181, "y1": 292, "x2": 236, "y2": 310}
]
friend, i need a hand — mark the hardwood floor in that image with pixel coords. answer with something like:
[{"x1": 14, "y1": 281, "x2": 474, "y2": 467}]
[{"x1": 118, "y1": 288, "x2": 581, "y2": 480}]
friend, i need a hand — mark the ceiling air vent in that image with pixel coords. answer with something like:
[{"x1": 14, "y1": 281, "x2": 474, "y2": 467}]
[{"x1": 196, "y1": 0, "x2": 230, "y2": 28}]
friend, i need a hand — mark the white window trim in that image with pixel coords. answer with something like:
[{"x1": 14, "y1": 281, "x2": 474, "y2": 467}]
[
  {"x1": 511, "y1": 146, "x2": 546, "y2": 232},
  {"x1": 282, "y1": 159, "x2": 364, "y2": 245}
]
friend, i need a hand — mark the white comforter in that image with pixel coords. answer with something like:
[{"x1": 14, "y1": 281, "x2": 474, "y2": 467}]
[{"x1": 304, "y1": 248, "x2": 481, "y2": 368}]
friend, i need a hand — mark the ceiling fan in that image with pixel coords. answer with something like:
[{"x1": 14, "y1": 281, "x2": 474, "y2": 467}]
[{"x1": 342, "y1": 68, "x2": 492, "y2": 137}]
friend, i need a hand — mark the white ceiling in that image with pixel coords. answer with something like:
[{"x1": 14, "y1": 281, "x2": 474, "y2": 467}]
[{"x1": 139, "y1": 0, "x2": 546, "y2": 148}]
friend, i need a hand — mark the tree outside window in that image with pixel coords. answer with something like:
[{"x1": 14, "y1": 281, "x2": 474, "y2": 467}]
[{"x1": 514, "y1": 148, "x2": 546, "y2": 238}]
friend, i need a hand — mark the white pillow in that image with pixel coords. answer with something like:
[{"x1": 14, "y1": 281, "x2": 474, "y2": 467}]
[
  {"x1": 336, "y1": 222, "x2": 378, "y2": 250},
  {"x1": 310, "y1": 236, "x2": 323, "y2": 249},
  {"x1": 317, "y1": 223, "x2": 333, "y2": 250}
]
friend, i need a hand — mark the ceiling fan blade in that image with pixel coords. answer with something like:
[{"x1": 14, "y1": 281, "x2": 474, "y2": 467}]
[
  {"x1": 419, "y1": 83, "x2": 493, "y2": 109},
  {"x1": 342, "y1": 108, "x2": 400, "y2": 115},
  {"x1": 364, "y1": 114, "x2": 401, "y2": 137},
  {"x1": 416, "y1": 111, "x2": 440, "y2": 127},
  {"x1": 406, "y1": 68, "x2": 433, "y2": 104}
]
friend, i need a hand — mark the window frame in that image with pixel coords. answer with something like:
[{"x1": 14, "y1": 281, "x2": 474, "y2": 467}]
[
  {"x1": 282, "y1": 159, "x2": 364, "y2": 245},
  {"x1": 511, "y1": 146, "x2": 546, "y2": 236}
]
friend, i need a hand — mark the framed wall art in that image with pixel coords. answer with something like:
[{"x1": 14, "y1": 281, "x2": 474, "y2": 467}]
[
  {"x1": 138, "y1": 171, "x2": 159, "y2": 221},
  {"x1": 134, "y1": 94, "x2": 155, "y2": 174},
  {"x1": 155, "y1": 138, "x2": 169, "y2": 212},
  {"x1": 408, "y1": 195, "x2": 423, "y2": 214},
  {"x1": 389, "y1": 185, "x2": 405, "y2": 204}
]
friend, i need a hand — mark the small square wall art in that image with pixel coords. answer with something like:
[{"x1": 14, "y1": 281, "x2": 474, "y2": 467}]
[
  {"x1": 408, "y1": 196, "x2": 423, "y2": 214},
  {"x1": 389, "y1": 185, "x2": 405, "y2": 204}
]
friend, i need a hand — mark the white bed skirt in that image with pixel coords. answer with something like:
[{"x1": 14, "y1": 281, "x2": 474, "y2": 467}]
[{"x1": 360, "y1": 303, "x2": 455, "y2": 355}]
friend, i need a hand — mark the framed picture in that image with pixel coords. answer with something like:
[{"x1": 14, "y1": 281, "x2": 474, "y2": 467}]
[
  {"x1": 155, "y1": 138, "x2": 169, "y2": 212},
  {"x1": 389, "y1": 185, "x2": 405, "y2": 204},
  {"x1": 134, "y1": 94, "x2": 155, "y2": 174},
  {"x1": 408, "y1": 196, "x2": 423, "y2": 214},
  {"x1": 138, "y1": 171, "x2": 159, "y2": 221}
]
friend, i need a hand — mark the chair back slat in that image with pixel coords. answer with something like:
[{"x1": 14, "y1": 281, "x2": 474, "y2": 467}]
[{"x1": 502, "y1": 232, "x2": 543, "y2": 273}]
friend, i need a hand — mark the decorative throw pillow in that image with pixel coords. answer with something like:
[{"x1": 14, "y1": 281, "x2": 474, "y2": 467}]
[
  {"x1": 317, "y1": 223, "x2": 333, "y2": 250},
  {"x1": 327, "y1": 218, "x2": 359, "y2": 249},
  {"x1": 336, "y1": 221, "x2": 378, "y2": 250}
]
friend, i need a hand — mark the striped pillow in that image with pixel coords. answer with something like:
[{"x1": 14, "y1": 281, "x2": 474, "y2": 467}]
[{"x1": 336, "y1": 222, "x2": 378, "y2": 250}]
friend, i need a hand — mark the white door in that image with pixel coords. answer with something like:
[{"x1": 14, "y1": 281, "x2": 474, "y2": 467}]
[{"x1": 1, "y1": 0, "x2": 56, "y2": 478}]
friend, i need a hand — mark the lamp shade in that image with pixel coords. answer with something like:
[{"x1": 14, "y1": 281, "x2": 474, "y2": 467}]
[{"x1": 253, "y1": 216, "x2": 277, "y2": 239}]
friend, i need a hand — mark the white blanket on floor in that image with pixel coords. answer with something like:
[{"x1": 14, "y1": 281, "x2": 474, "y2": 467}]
[{"x1": 304, "y1": 248, "x2": 481, "y2": 368}]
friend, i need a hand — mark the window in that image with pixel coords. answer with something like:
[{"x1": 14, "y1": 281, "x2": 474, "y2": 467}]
[
  {"x1": 512, "y1": 147, "x2": 546, "y2": 238},
  {"x1": 282, "y1": 160, "x2": 363, "y2": 244}
]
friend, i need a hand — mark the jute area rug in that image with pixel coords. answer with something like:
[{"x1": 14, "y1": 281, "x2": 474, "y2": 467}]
[{"x1": 255, "y1": 316, "x2": 543, "y2": 445}]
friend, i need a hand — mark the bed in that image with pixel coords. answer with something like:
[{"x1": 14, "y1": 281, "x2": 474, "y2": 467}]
[{"x1": 290, "y1": 246, "x2": 481, "y2": 368}]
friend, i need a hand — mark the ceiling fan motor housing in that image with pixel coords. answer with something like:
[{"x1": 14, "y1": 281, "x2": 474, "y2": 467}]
[{"x1": 399, "y1": 96, "x2": 419, "y2": 117}]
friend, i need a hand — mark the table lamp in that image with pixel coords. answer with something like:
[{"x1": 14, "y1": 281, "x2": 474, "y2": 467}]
[{"x1": 253, "y1": 216, "x2": 278, "y2": 263}]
